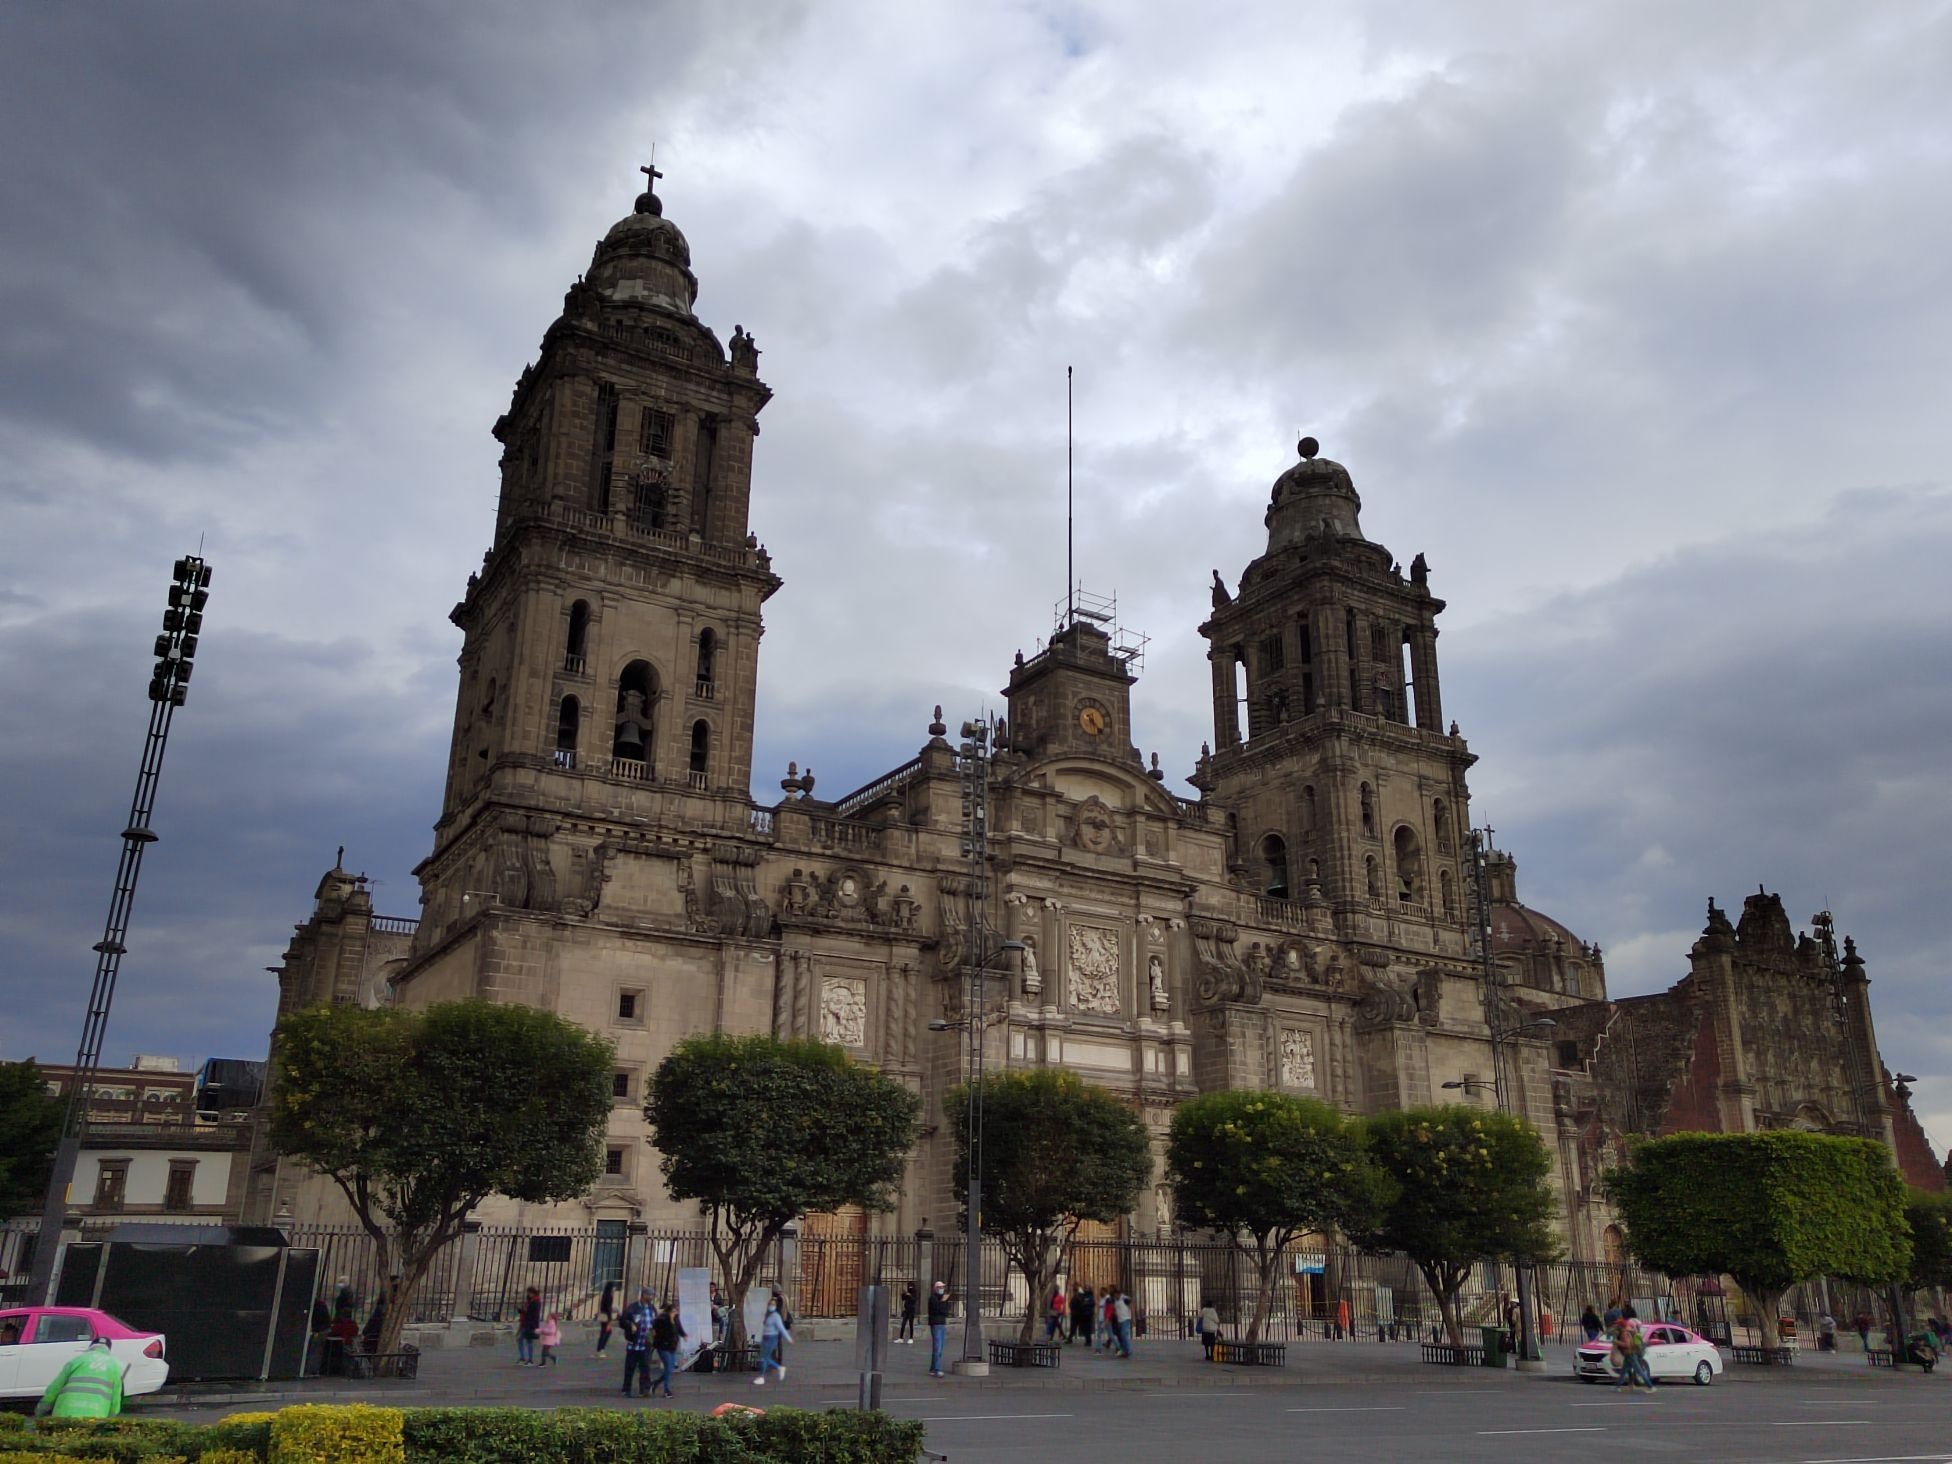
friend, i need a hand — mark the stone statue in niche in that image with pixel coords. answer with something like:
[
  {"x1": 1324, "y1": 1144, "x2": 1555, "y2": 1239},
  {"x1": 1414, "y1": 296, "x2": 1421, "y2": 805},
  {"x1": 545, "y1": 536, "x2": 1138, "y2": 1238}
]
[
  {"x1": 1148, "y1": 953, "x2": 1169, "y2": 1012},
  {"x1": 819, "y1": 977, "x2": 868, "y2": 1047},
  {"x1": 1019, "y1": 935, "x2": 1042, "y2": 997},
  {"x1": 1067, "y1": 925, "x2": 1121, "y2": 1014},
  {"x1": 1279, "y1": 1028, "x2": 1316, "y2": 1089},
  {"x1": 1071, "y1": 795, "x2": 1121, "y2": 855},
  {"x1": 890, "y1": 884, "x2": 919, "y2": 932}
]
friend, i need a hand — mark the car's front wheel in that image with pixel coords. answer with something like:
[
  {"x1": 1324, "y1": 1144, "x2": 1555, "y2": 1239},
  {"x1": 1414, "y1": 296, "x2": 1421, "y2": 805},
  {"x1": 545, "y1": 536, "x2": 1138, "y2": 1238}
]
[{"x1": 1694, "y1": 1360, "x2": 1714, "y2": 1386}]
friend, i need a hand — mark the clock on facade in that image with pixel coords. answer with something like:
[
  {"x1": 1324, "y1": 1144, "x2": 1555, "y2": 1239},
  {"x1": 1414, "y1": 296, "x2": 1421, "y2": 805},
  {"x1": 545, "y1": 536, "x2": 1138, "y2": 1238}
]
[{"x1": 1076, "y1": 701, "x2": 1109, "y2": 736}]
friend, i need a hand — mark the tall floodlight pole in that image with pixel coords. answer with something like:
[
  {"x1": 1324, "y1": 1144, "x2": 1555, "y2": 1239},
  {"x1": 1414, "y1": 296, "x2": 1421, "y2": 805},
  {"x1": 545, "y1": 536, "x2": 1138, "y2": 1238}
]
[
  {"x1": 25, "y1": 554, "x2": 212, "y2": 1305},
  {"x1": 1470, "y1": 826, "x2": 1545, "y2": 1369},
  {"x1": 956, "y1": 716, "x2": 992, "y2": 1371}
]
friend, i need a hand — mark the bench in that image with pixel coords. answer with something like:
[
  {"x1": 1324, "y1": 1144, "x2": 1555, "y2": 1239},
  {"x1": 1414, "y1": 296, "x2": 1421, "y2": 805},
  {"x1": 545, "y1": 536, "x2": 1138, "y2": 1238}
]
[
  {"x1": 1210, "y1": 1340, "x2": 1287, "y2": 1367},
  {"x1": 988, "y1": 1340, "x2": 1061, "y2": 1369},
  {"x1": 342, "y1": 1343, "x2": 421, "y2": 1381},
  {"x1": 1420, "y1": 1342, "x2": 1487, "y2": 1367},
  {"x1": 1729, "y1": 1345, "x2": 1795, "y2": 1366}
]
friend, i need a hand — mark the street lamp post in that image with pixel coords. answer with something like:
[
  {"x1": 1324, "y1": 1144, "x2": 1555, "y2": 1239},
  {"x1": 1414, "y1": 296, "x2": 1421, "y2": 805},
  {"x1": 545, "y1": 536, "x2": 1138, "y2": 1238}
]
[{"x1": 25, "y1": 554, "x2": 211, "y2": 1305}]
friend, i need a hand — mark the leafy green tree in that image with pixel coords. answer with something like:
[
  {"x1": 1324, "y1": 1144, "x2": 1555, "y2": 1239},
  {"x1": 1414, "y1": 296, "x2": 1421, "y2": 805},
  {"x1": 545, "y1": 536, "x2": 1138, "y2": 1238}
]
[
  {"x1": 1167, "y1": 1090, "x2": 1388, "y2": 1342},
  {"x1": 1605, "y1": 1132, "x2": 1911, "y2": 1349},
  {"x1": 1357, "y1": 1106, "x2": 1558, "y2": 1348},
  {"x1": 1905, "y1": 1188, "x2": 1952, "y2": 1293},
  {"x1": 945, "y1": 1069, "x2": 1153, "y2": 1344},
  {"x1": 0, "y1": 1060, "x2": 66, "y2": 1222},
  {"x1": 645, "y1": 1034, "x2": 919, "y2": 1350},
  {"x1": 270, "y1": 999, "x2": 613, "y2": 1354}
]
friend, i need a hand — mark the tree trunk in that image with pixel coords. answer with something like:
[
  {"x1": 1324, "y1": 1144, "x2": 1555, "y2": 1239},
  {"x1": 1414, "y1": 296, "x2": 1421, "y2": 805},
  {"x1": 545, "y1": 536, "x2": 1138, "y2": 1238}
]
[
  {"x1": 1012, "y1": 1232, "x2": 1060, "y2": 1345},
  {"x1": 1745, "y1": 1283, "x2": 1784, "y2": 1349},
  {"x1": 1421, "y1": 1262, "x2": 1465, "y2": 1348},
  {"x1": 715, "y1": 1229, "x2": 776, "y2": 1355},
  {"x1": 1244, "y1": 1243, "x2": 1280, "y2": 1345},
  {"x1": 370, "y1": 1228, "x2": 447, "y2": 1358}
]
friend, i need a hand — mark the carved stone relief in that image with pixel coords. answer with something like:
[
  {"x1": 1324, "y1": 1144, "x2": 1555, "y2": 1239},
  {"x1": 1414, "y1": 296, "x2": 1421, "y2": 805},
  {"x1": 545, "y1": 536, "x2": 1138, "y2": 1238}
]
[
  {"x1": 1147, "y1": 953, "x2": 1169, "y2": 1012},
  {"x1": 820, "y1": 977, "x2": 868, "y2": 1047},
  {"x1": 1067, "y1": 924, "x2": 1122, "y2": 1014},
  {"x1": 1279, "y1": 1028, "x2": 1317, "y2": 1089},
  {"x1": 1071, "y1": 795, "x2": 1122, "y2": 855},
  {"x1": 1020, "y1": 935, "x2": 1042, "y2": 998}
]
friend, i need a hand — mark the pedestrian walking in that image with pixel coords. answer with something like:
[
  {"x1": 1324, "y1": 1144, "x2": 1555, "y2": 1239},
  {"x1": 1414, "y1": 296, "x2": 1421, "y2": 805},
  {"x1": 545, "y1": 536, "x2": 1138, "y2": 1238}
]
[
  {"x1": 516, "y1": 1286, "x2": 542, "y2": 1365},
  {"x1": 1097, "y1": 1290, "x2": 1118, "y2": 1352},
  {"x1": 927, "y1": 1279, "x2": 953, "y2": 1377},
  {"x1": 538, "y1": 1310, "x2": 561, "y2": 1365},
  {"x1": 1612, "y1": 1306, "x2": 1653, "y2": 1392},
  {"x1": 1070, "y1": 1285, "x2": 1095, "y2": 1347},
  {"x1": 620, "y1": 1286, "x2": 655, "y2": 1397},
  {"x1": 35, "y1": 1336, "x2": 126, "y2": 1419},
  {"x1": 650, "y1": 1301, "x2": 684, "y2": 1398},
  {"x1": 1046, "y1": 1286, "x2": 1067, "y2": 1342},
  {"x1": 753, "y1": 1295, "x2": 793, "y2": 1386},
  {"x1": 1198, "y1": 1300, "x2": 1222, "y2": 1360},
  {"x1": 596, "y1": 1280, "x2": 616, "y2": 1356},
  {"x1": 362, "y1": 1284, "x2": 391, "y2": 1354},
  {"x1": 1580, "y1": 1304, "x2": 1603, "y2": 1342},
  {"x1": 1113, "y1": 1292, "x2": 1134, "y2": 1358},
  {"x1": 897, "y1": 1281, "x2": 917, "y2": 1344},
  {"x1": 1336, "y1": 1296, "x2": 1352, "y2": 1341},
  {"x1": 1854, "y1": 1311, "x2": 1873, "y2": 1350}
]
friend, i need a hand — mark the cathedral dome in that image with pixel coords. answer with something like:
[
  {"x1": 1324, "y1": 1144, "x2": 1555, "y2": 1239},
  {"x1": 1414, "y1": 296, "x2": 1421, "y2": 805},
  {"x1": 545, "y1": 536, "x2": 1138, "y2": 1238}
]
[
  {"x1": 1265, "y1": 438, "x2": 1365, "y2": 550},
  {"x1": 586, "y1": 183, "x2": 699, "y2": 317}
]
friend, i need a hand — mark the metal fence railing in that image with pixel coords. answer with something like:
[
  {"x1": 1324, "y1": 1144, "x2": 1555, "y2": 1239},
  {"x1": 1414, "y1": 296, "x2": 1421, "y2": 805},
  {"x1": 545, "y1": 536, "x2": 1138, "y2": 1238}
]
[{"x1": 6, "y1": 1216, "x2": 1941, "y2": 1343}]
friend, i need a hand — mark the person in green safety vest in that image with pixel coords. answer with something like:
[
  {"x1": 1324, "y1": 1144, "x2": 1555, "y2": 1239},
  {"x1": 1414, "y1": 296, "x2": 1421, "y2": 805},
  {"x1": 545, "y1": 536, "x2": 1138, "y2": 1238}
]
[{"x1": 35, "y1": 1336, "x2": 127, "y2": 1419}]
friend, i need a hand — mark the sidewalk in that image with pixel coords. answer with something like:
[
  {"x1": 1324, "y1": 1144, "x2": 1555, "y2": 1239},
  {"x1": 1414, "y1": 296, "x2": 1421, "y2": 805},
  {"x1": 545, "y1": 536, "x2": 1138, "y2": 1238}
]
[{"x1": 131, "y1": 1330, "x2": 1942, "y2": 1414}]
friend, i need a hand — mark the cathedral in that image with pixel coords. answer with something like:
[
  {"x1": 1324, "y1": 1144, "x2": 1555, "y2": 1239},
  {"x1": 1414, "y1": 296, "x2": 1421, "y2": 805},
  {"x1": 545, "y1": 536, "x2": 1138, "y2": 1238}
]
[{"x1": 245, "y1": 173, "x2": 1943, "y2": 1258}]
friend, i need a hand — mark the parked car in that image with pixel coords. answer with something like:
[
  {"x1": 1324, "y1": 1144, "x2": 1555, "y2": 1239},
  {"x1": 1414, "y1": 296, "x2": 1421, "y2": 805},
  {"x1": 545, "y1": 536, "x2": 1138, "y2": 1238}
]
[
  {"x1": 1574, "y1": 1322, "x2": 1723, "y2": 1385},
  {"x1": 0, "y1": 1307, "x2": 169, "y2": 1404}
]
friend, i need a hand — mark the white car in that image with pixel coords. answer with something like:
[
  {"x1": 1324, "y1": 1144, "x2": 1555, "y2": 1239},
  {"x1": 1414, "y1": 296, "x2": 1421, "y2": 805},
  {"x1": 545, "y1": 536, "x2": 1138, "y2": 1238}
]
[
  {"x1": 1574, "y1": 1322, "x2": 1724, "y2": 1385},
  {"x1": 0, "y1": 1306, "x2": 171, "y2": 1404}
]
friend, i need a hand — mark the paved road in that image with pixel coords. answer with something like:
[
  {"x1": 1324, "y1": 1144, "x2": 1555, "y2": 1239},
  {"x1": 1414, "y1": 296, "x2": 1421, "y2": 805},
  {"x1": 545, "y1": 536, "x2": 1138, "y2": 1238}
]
[
  {"x1": 146, "y1": 1336, "x2": 1950, "y2": 1463},
  {"x1": 885, "y1": 1379, "x2": 1952, "y2": 1463}
]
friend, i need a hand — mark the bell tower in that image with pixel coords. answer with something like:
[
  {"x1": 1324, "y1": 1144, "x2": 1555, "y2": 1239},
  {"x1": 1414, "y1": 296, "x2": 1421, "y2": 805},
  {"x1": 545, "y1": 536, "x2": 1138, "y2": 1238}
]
[
  {"x1": 417, "y1": 167, "x2": 779, "y2": 933},
  {"x1": 1197, "y1": 440, "x2": 1475, "y2": 930}
]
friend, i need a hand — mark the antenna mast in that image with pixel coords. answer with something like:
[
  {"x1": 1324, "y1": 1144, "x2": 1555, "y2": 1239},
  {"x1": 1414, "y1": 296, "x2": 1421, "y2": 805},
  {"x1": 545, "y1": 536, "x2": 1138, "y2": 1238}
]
[{"x1": 1066, "y1": 366, "x2": 1074, "y2": 625}]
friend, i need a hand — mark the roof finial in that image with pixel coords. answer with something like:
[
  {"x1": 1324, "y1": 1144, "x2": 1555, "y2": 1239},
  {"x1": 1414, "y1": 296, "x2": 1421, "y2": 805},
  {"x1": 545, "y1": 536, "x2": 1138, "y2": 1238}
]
[
  {"x1": 1297, "y1": 435, "x2": 1319, "y2": 460},
  {"x1": 635, "y1": 148, "x2": 665, "y2": 216}
]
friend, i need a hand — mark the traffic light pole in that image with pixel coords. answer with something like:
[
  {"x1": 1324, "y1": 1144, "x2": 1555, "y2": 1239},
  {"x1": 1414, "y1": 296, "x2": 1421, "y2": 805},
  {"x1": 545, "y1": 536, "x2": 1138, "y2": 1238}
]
[{"x1": 24, "y1": 555, "x2": 211, "y2": 1305}]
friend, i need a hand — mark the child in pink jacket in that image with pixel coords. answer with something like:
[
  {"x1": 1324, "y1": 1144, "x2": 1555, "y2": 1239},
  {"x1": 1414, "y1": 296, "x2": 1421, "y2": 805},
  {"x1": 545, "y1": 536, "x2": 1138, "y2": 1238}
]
[{"x1": 538, "y1": 1311, "x2": 562, "y2": 1366}]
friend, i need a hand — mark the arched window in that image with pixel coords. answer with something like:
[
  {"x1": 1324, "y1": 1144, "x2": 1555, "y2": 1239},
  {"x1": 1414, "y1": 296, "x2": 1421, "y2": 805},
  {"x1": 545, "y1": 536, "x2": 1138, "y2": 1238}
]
[
  {"x1": 613, "y1": 660, "x2": 657, "y2": 764},
  {"x1": 554, "y1": 696, "x2": 580, "y2": 769},
  {"x1": 1393, "y1": 825, "x2": 1423, "y2": 904},
  {"x1": 696, "y1": 628, "x2": 717, "y2": 694},
  {"x1": 1440, "y1": 868, "x2": 1456, "y2": 920},
  {"x1": 1364, "y1": 855, "x2": 1381, "y2": 899},
  {"x1": 687, "y1": 720, "x2": 710, "y2": 787},
  {"x1": 1360, "y1": 782, "x2": 1375, "y2": 836},
  {"x1": 1602, "y1": 1225, "x2": 1626, "y2": 1267},
  {"x1": 1399, "y1": 629, "x2": 1417, "y2": 727},
  {"x1": 1301, "y1": 785, "x2": 1316, "y2": 833},
  {"x1": 566, "y1": 601, "x2": 590, "y2": 672},
  {"x1": 627, "y1": 475, "x2": 667, "y2": 533},
  {"x1": 1433, "y1": 798, "x2": 1452, "y2": 854},
  {"x1": 1260, "y1": 834, "x2": 1289, "y2": 900}
]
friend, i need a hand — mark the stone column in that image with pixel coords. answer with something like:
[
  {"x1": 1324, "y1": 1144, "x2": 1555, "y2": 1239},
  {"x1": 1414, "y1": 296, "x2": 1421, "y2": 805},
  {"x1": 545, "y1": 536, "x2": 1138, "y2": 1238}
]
[
  {"x1": 450, "y1": 1217, "x2": 483, "y2": 1323},
  {"x1": 1209, "y1": 648, "x2": 1240, "y2": 748},
  {"x1": 623, "y1": 1220, "x2": 650, "y2": 1298}
]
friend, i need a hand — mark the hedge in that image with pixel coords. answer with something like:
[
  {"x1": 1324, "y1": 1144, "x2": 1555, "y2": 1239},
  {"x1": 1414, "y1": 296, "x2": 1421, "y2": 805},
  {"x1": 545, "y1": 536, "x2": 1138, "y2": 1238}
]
[{"x1": 0, "y1": 1407, "x2": 923, "y2": 1463}]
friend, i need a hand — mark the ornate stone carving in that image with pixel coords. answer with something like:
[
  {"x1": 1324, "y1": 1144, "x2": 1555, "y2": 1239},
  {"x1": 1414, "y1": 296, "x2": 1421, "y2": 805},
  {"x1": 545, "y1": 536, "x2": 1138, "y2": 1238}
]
[
  {"x1": 1020, "y1": 935, "x2": 1042, "y2": 998},
  {"x1": 1187, "y1": 914, "x2": 1261, "y2": 1009},
  {"x1": 703, "y1": 842, "x2": 771, "y2": 938},
  {"x1": 1148, "y1": 953, "x2": 1169, "y2": 1012},
  {"x1": 820, "y1": 976, "x2": 867, "y2": 1047},
  {"x1": 1067, "y1": 925, "x2": 1121, "y2": 1014},
  {"x1": 1279, "y1": 1028, "x2": 1317, "y2": 1089},
  {"x1": 1355, "y1": 961, "x2": 1422, "y2": 1027},
  {"x1": 1071, "y1": 795, "x2": 1122, "y2": 855}
]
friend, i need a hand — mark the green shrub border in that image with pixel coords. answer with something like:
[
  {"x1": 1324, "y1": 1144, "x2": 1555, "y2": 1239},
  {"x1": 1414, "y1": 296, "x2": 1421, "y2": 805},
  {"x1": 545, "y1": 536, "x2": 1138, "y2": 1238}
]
[{"x1": 0, "y1": 1406, "x2": 922, "y2": 1463}]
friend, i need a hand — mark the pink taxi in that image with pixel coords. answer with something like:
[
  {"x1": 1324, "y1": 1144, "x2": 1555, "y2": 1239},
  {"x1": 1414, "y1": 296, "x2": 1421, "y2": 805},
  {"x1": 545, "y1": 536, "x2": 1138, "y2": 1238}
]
[{"x1": 0, "y1": 1307, "x2": 170, "y2": 1403}]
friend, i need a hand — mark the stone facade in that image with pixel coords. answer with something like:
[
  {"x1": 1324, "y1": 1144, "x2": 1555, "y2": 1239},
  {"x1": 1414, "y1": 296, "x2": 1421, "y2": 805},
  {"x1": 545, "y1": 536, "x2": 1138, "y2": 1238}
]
[{"x1": 246, "y1": 176, "x2": 1944, "y2": 1244}]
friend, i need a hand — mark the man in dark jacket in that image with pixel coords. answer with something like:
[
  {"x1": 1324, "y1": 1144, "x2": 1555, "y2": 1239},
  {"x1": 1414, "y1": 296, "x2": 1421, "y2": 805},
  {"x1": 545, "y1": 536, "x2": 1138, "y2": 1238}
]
[
  {"x1": 1071, "y1": 1285, "x2": 1095, "y2": 1348},
  {"x1": 926, "y1": 1280, "x2": 953, "y2": 1377},
  {"x1": 620, "y1": 1286, "x2": 655, "y2": 1397}
]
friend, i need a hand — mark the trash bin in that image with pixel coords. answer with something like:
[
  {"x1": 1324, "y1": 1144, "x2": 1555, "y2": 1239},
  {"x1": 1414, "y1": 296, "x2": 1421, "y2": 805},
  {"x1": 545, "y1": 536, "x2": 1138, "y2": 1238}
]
[{"x1": 1480, "y1": 1325, "x2": 1509, "y2": 1367}]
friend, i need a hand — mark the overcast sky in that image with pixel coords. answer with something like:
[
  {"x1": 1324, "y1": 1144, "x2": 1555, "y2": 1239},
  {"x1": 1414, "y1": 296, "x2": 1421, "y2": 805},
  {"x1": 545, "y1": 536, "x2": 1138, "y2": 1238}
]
[{"x1": 3, "y1": 2, "x2": 1947, "y2": 1152}]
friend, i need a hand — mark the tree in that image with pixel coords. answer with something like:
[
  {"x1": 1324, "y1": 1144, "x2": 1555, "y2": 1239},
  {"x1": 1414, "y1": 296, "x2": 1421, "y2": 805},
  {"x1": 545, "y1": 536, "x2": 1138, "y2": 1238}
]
[
  {"x1": 0, "y1": 1060, "x2": 65, "y2": 1222},
  {"x1": 645, "y1": 1034, "x2": 919, "y2": 1351},
  {"x1": 1605, "y1": 1132, "x2": 1911, "y2": 1349},
  {"x1": 945, "y1": 1069, "x2": 1153, "y2": 1344},
  {"x1": 269, "y1": 999, "x2": 613, "y2": 1355},
  {"x1": 1904, "y1": 1188, "x2": 1952, "y2": 1293},
  {"x1": 1357, "y1": 1106, "x2": 1558, "y2": 1348},
  {"x1": 1167, "y1": 1091, "x2": 1388, "y2": 1343}
]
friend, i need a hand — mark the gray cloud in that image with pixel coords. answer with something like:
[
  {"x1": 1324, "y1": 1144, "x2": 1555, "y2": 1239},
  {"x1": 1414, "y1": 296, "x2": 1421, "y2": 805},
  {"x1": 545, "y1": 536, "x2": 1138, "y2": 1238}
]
[{"x1": 1, "y1": 1, "x2": 1947, "y2": 1155}]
